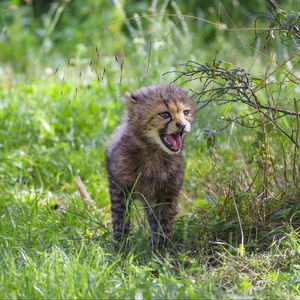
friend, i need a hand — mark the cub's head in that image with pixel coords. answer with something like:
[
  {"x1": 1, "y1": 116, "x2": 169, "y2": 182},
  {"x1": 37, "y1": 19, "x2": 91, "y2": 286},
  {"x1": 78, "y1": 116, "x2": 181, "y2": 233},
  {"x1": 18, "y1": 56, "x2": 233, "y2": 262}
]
[{"x1": 124, "y1": 83, "x2": 195, "y2": 154}]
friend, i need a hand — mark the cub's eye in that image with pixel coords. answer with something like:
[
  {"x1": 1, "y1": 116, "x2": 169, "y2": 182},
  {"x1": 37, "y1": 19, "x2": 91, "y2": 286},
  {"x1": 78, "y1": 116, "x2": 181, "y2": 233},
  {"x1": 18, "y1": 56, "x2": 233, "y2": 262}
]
[
  {"x1": 183, "y1": 110, "x2": 190, "y2": 117},
  {"x1": 159, "y1": 111, "x2": 171, "y2": 119}
]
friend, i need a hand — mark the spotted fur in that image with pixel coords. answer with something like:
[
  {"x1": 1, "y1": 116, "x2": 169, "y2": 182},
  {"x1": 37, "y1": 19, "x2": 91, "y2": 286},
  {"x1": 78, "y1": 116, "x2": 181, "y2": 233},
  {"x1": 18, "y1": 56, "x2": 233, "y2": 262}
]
[{"x1": 105, "y1": 83, "x2": 195, "y2": 249}]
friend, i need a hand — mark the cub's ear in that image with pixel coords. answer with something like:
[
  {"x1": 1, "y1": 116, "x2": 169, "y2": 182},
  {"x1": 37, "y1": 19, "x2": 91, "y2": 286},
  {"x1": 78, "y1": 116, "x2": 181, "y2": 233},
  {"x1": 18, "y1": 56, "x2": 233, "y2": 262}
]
[{"x1": 124, "y1": 92, "x2": 139, "y2": 105}]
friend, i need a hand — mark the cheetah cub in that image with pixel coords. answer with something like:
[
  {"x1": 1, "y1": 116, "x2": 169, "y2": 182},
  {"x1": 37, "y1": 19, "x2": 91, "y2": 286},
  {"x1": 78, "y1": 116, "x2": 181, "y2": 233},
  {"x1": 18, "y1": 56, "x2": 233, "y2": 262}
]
[{"x1": 106, "y1": 83, "x2": 195, "y2": 249}]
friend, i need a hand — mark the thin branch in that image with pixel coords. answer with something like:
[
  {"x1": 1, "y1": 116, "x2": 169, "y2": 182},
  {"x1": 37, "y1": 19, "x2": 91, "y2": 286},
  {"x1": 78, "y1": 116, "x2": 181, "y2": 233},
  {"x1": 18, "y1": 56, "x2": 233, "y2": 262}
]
[
  {"x1": 173, "y1": 60, "x2": 300, "y2": 147},
  {"x1": 74, "y1": 176, "x2": 95, "y2": 210},
  {"x1": 266, "y1": 0, "x2": 278, "y2": 10}
]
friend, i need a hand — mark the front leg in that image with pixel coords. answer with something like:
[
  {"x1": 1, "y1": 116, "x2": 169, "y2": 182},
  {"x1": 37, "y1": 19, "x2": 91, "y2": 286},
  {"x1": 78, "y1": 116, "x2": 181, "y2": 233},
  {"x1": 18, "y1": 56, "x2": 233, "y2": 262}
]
[
  {"x1": 146, "y1": 200, "x2": 178, "y2": 249},
  {"x1": 109, "y1": 180, "x2": 131, "y2": 249}
]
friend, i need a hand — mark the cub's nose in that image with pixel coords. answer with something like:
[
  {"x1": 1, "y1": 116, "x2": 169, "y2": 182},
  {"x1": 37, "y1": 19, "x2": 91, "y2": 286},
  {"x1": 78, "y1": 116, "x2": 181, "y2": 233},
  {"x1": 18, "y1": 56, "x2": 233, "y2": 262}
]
[{"x1": 176, "y1": 122, "x2": 186, "y2": 132}]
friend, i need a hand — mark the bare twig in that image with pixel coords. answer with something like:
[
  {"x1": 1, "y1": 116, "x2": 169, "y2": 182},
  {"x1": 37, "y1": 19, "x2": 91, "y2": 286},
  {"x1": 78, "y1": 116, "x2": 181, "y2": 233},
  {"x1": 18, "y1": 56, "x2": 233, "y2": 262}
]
[
  {"x1": 172, "y1": 60, "x2": 300, "y2": 147},
  {"x1": 266, "y1": 0, "x2": 278, "y2": 10},
  {"x1": 74, "y1": 176, "x2": 95, "y2": 209}
]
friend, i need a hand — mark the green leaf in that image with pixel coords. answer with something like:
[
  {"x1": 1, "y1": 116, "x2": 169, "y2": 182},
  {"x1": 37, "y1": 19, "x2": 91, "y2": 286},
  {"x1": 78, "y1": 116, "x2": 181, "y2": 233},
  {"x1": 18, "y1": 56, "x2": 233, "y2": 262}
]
[
  {"x1": 251, "y1": 76, "x2": 265, "y2": 88},
  {"x1": 219, "y1": 60, "x2": 233, "y2": 70},
  {"x1": 237, "y1": 243, "x2": 245, "y2": 257},
  {"x1": 223, "y1": 102, "x2": 232, "y2": 117},
  {"x1": 195, "y1": 199, "x2": 210, "y2": 208},
  {"x1": 286, "y1": 13, "x2": 298, "y2": 26}
]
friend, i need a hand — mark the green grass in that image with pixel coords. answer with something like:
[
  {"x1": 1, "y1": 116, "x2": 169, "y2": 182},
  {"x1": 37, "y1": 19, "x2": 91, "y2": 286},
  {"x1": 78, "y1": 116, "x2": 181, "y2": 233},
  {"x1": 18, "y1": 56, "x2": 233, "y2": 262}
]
[
  {"x1": 1, "y1": 0, "x2": 300, "y2": 298},
  {"x1": 1, "y1": 76, "x2": 300, "y2": 299}
]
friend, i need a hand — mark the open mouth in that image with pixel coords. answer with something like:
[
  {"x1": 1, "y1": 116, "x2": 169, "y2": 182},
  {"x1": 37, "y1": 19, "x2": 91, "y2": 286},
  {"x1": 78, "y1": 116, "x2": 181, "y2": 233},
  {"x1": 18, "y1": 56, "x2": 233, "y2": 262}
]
[{"x1": 160, "y1": 132, "x2": 183, "y2": 152}]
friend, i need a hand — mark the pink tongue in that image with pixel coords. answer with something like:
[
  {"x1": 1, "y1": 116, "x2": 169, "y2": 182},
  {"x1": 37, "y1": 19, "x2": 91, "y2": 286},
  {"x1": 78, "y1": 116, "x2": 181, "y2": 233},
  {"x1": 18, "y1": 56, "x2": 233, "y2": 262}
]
[{"x1": 165, "y1": 134, "x2": 182, "y2": 151}]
